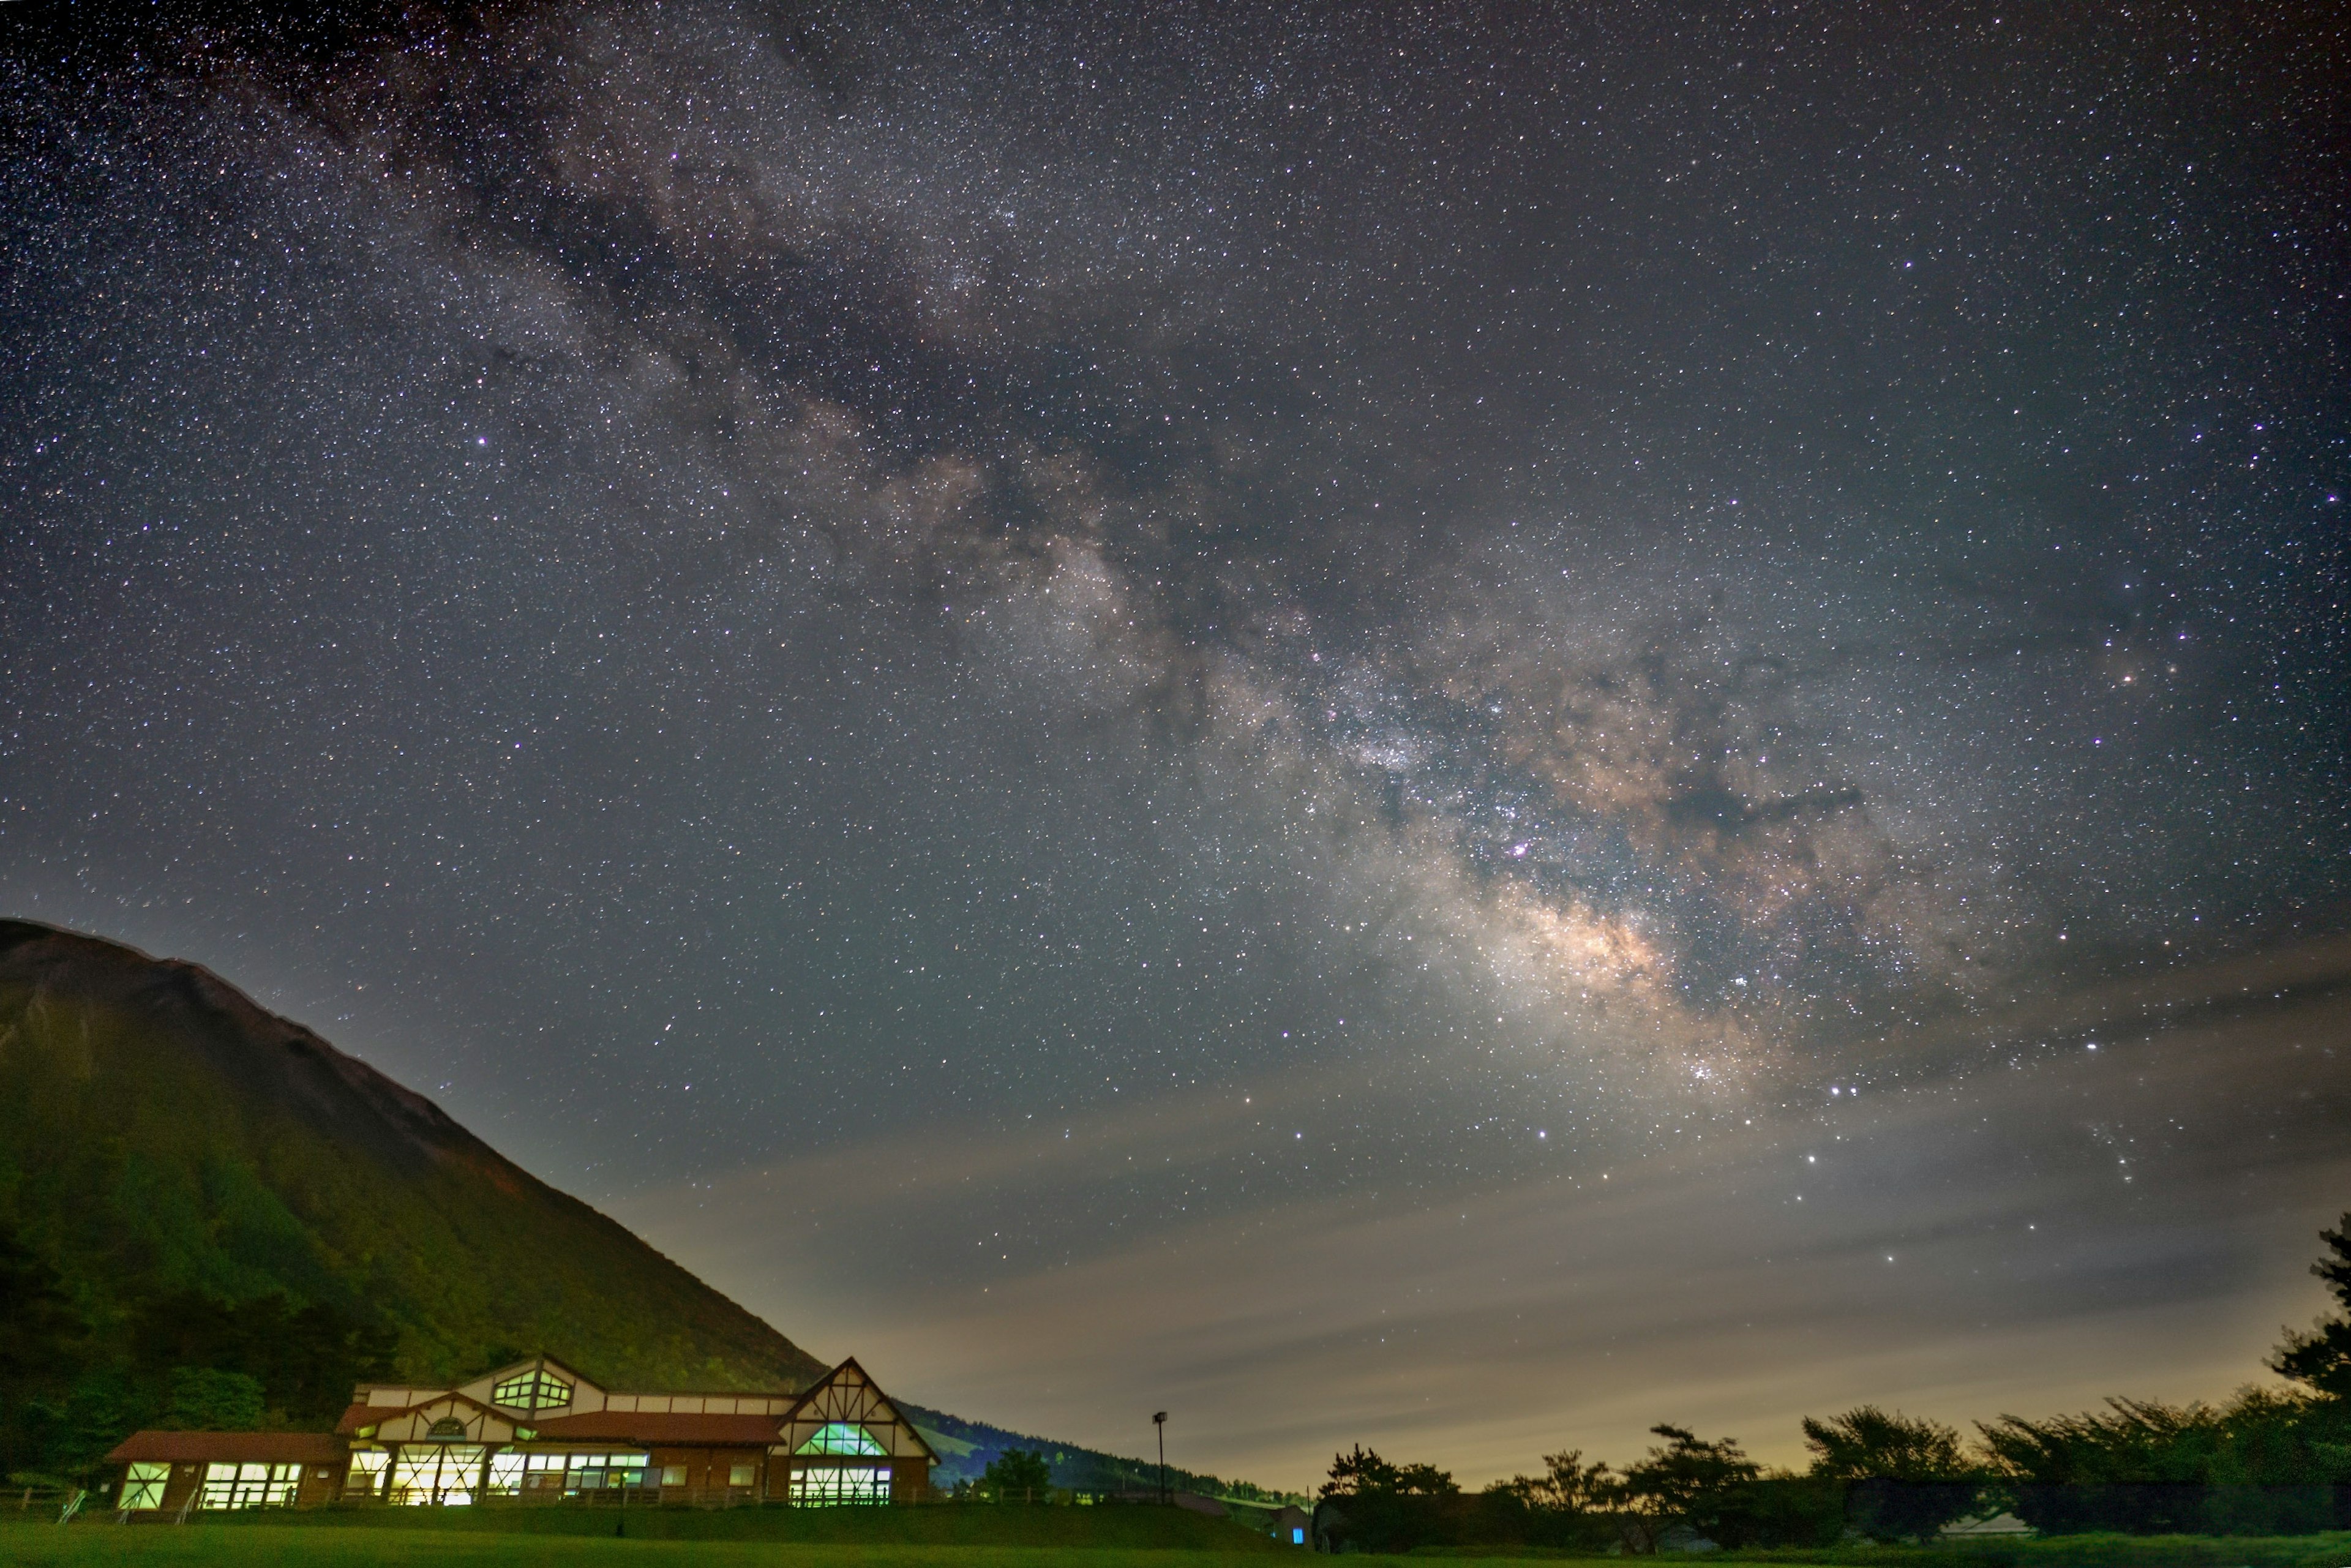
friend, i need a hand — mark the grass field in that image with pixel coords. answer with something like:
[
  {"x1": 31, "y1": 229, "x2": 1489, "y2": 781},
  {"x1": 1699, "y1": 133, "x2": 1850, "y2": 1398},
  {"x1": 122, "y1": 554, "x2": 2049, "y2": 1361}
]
[
  {"x1": 0, "y1": 1528, "x2": 1278, "y2": 1568},
  {"x1": 6, "y1": 1517, "x2": 2349, "y2": 1568},
  {"x1": 0, "y1": 1505, "x2": 1295, "y2": 1568}
]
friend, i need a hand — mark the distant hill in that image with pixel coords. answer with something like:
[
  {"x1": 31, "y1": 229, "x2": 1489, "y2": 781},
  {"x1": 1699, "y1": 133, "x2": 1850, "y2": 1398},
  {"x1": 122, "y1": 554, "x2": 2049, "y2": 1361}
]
[
  {"x1": 0, "y1": 918, "x2": 1298, "y2": 1502},
  {"x1": 899, "y1": 1400, "x2": 1300, "y2": 1501}
]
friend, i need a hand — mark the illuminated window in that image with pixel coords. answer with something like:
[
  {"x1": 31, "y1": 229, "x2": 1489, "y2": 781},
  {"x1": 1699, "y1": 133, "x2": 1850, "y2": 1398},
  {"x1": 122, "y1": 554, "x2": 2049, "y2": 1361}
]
[
  {"x1": 661, "y1": 1466, "x2": 687, "y2": 1487},
  {"x1": 790, "y1": 1465, "x2": 889, "y2": 1506},
  {"x1": 389, "y1": 1445, "x2": 485, "y2": 1506},
  {"x1": 121, "y1": 1463, "x2": 170, "y2": 1509},
  {"x1": 1293, "y1": 1528, "x2": 1306, "y2": 1545},
  {"x1": 198, "y1": 1462, "x2": 299, "y2": 1510},
  {"x1": 346, "y1": 1449, "x2": 389, "y2": 1496},
  {"x1": 487, "y1": 1452, "x2": 527, "y2": 1496},
  {"x1": 797, "y1": 1422, "x2": 885, "y2": 1456},
  {"x1": 560, "y1": 1453, "x2": 650, "y2": 1493},
  {"x1": 491, "y1": 1368, "x2": 574, "y2": 1412},
  {"x1": 729, "y1": 1464, "x2": 757, "y2": 1487}
]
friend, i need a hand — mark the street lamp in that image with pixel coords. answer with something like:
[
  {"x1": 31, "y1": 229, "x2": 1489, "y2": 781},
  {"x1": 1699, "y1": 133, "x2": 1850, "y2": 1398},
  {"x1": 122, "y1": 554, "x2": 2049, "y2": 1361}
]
[{"x1": 1152, "y1": 1412, "x2": 1168, "y2": 1505}]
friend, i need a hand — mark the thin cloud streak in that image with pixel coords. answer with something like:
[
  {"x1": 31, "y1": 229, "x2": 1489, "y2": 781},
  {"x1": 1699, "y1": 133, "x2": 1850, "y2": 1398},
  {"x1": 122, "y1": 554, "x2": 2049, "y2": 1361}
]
[{"x1": 624, "y1": 956, "x2": 2351, "y2": 1486}]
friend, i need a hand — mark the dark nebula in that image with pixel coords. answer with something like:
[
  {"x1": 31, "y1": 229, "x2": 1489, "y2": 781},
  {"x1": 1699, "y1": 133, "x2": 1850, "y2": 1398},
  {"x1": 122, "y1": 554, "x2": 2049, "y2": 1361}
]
[{"x1": 4, "y1": 0, "x2": 2346, "y2": 1482}]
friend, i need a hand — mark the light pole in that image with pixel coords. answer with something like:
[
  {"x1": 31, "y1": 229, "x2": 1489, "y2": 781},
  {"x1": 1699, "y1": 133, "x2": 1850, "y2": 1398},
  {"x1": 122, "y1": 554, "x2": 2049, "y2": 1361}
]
[{"x1": 1152, "y1": 1412, "x2": 1168, "y2": 1505}]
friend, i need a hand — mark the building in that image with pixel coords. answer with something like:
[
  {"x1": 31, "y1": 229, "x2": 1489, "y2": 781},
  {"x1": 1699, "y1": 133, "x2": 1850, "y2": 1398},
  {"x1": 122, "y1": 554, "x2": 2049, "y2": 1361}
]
[
  {"x1": 107, "y1": 1432, "x2": 349, "y2": 1516},
  {"x1": 104, "y1": 1353, "x2": 936, "y2": 1515}
]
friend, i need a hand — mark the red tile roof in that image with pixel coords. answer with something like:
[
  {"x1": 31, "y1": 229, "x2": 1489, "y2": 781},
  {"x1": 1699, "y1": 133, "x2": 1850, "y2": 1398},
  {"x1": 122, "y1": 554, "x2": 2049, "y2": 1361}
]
[
  {"x1": 107, "y1": 1431, "x2": 349, "y2": 1465},
  {"x1": 527, "y1": 1411, "x2": 783, "y2": 1446}
]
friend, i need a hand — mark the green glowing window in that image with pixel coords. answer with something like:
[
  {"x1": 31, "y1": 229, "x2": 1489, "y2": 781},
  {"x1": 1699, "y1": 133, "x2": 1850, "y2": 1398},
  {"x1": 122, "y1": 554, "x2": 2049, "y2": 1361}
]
[
  {"x1": 492, "y1": 1368, "x2": 573, "y2": 1412},
  {"x1": 797, "y1": 1423, "x2": 885, "y2": 1456},
  {"x1": 121, "y1": 1463, "x2": 170, "y2": 1509},
  {"x1": 790, "y1": 1465, "x2": 888, "y2": 1505}
]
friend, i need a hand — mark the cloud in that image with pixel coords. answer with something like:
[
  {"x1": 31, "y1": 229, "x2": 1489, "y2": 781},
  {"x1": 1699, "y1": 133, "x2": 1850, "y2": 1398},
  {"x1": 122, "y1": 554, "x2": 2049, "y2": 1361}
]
[{"x1": 620, "y1": 943, "x2": 2351, "y2": 1485}]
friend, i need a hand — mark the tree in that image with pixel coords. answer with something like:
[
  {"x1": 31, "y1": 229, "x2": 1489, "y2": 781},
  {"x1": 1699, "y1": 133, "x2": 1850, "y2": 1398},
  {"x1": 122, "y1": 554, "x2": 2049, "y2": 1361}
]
[
  {"x1": 2271, "y1": 1212, "x2": 2351, "y2": 1398},
  {"x1": 1979, "y1": 1390, "x2": 2351, "y2": 1536},
  {"x1": 1603, "y1": 1425, "x2": 1763, "y2": 1552},
  {"x1": 157, "y1": 1368, "x2": 266, "y2": 1432},
  {"x1": 982, "y1": 1447, "x2": 1052, "y2": 1503},
  {"x1": 1318, "y1": 1446, "x2": 1463, "y2": 1552},
  {"x1": 1485, "y1": 1449, "x2": 1615, "y2": 1548},
  {"x1": 0, "y1": 1219, "x2": 86, "y2": 1479},
  {"x1": 1802, "y1": 1405, "x2": 1981, "y2": 1541}
]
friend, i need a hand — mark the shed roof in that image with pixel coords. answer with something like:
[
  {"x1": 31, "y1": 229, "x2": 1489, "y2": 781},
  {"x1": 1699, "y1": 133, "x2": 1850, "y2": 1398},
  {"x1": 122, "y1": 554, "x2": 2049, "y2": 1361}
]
[{"x1": 107, "y1": 1431, "x2": 348, "y2": 1465}]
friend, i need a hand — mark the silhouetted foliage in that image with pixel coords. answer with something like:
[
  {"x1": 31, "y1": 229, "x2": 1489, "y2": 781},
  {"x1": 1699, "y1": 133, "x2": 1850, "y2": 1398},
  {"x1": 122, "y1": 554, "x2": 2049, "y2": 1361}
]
[
  {"x1": 1804, "y1": 1405, "x2": 1984, "y2": 1540},
  {"x1": 1482, "y1": 1449, "x2": 1618, "y2": 1550},
  {"x1": 982, "y1": 1447, "x2": 1053, "y2": 1502},
  {"x1": 1978, "y1": 1389, "x2": 2351, "y2": 1535},
  {"x1": 2271, "y1": 1212, "x2": 2351, "y2": 1398},
  {"x1": 1316, "y1": 1445, "x2": 1470, "y2": 1551},
  {"x1": 1604, "y1": 1424, "x2": 1766, "y2": 1551}
]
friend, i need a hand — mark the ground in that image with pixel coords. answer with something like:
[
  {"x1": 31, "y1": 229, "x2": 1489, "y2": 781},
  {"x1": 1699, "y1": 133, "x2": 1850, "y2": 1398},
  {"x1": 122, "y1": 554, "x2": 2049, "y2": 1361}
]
[{"x1": 8, "y1": 1516, "x2": 2351, "y2": 1568}]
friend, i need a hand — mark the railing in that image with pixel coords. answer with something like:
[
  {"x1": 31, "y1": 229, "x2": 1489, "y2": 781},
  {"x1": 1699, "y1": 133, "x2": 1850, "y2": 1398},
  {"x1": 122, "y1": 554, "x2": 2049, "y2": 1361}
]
[{"x1": 7, "y1": 1485, "x2": 89, "y2": 1521}]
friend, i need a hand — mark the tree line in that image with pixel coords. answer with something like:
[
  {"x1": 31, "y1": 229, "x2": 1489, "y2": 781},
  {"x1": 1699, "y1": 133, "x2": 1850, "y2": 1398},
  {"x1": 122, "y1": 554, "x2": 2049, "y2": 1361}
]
[
  {"x1": 0, "y1": 1216, "x2": 397, "y2": 1483},
  {"x1": 1316, "y1": 1215, "x2": 2351, "y2": 1551}
]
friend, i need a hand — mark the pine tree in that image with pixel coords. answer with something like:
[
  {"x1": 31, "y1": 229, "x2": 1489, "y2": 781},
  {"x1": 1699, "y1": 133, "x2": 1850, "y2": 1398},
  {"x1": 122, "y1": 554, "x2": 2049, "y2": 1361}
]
[{"x1": 2269, "y1": 1213, "x2": 2351, "y2": 1397}]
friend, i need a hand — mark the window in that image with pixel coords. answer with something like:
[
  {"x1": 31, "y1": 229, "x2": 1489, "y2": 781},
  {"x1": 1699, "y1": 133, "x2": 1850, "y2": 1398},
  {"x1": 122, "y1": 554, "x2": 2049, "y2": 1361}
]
[
  {"x1": 1293, "y1": 1528, "x2": 1306, "y2": 1545},
  {"x1": 790, "y1": 1465, "x2": 888, "y2": 1506},
  {"x1": 661, "y1": 1466, "x2": 687, "y2": 1487},
  {"x1": 557, "y1": 1453, "x2": 650, "y2": 1493},
  {"x1": 728, "y1": 1464, "x2": 757, "y2": 1487},
  {"x1": 491, "y1": 1368, "x2": 574, "y2": 1412},
  {"x1": 121, "y1": 1463, "x2": 169, "y2": 1509},
  {"x1": 198, "y1": 1462, "x2": 299, "y2": 1510},
  {"x1": 797, "y1": 1422, "x2": 885, "y2": 1456},
  {"x1": 487, "y1": 1452, "x2": 527, "y2": 1496},
  {"x1": 347, "y1": 1449, "x2": 389, "y2": 1497},
  {"x1": 389, "y1": 1445, "x2": 485, "y2": 1506}
]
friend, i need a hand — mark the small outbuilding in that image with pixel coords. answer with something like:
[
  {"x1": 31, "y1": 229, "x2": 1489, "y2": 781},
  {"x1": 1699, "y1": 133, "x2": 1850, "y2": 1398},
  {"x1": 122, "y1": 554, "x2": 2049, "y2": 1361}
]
[{"x1": 104, "y1": 1431, "x2": 350, "y2": 1516}]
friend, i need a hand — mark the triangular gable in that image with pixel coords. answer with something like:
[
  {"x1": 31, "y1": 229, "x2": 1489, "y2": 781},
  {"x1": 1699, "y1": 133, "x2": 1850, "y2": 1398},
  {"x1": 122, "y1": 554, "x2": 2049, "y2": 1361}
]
[
  {"x1": 456, "y1": 1354, "x2": 602, "y2": 1416},
  {"x1": 774, "y1": 1359, "x2": 939, "y2": 1462},
  {"x1": 359, "y1": 1392, "x2": 527, "y2": 1445}
]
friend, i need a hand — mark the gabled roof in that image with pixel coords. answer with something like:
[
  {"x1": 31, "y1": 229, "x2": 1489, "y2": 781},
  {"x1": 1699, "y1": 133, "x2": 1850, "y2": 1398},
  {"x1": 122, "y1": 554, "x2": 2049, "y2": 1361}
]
[
  {"x1": 776, "y1": 1357, "x2": 939, "y2": 1463},
  {"x1": 335, "y1": 1390, "x2": 522, "y2": 1443},
  {"x1": 528, "y1": 1411, "x2": 782, "y2": 1446},
  {"x1": 107, "y1": 1431, "x2": 348, "y2": 1465}
]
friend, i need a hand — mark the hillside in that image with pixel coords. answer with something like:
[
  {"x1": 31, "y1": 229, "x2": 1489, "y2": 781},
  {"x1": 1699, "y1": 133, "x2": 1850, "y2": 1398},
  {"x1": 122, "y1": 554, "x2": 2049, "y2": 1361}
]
[
  {"x1": 0, "y1": 919, "x2": 830, "y2": 1405},
  {"x1": 0, "y1": 918, "x2": 1297, "y2": 1502}
]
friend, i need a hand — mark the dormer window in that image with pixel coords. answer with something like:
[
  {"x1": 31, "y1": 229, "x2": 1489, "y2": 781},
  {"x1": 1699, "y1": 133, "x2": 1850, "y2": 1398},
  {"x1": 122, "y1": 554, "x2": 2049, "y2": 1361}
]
[{"x1": 492, "y1": 1368, "x2": 573, "y2": 1413}]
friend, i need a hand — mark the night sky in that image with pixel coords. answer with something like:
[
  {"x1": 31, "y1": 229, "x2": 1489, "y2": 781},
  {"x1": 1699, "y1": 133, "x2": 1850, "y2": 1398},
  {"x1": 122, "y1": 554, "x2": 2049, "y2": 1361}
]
[{"x1": 4, "y1": 1, "x2": 2348, "y2": 1488}]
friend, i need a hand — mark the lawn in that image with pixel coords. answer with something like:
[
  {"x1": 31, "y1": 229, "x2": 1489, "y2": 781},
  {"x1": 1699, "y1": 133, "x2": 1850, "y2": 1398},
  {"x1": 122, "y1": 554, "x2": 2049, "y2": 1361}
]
[
  {"x1": 0, "y1": 1505, "x2": 1299, "y2": 1568},
  {"x1": 10, "y1": 1518, "x2": 2350, "y2": 1568},
  {"x1": 0, "y1": 1528, "x2": 1247, "y2": 1568}
]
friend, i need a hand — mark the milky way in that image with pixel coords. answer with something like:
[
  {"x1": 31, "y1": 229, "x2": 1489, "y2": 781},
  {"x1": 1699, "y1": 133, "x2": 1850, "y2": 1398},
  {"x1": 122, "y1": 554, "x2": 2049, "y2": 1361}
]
[{"x1": 4, "y1": 1, "x2": 2347, "y2": 1482}]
